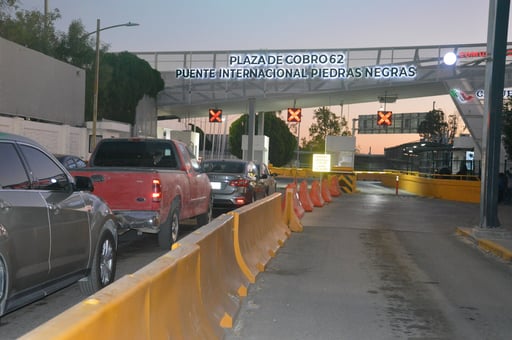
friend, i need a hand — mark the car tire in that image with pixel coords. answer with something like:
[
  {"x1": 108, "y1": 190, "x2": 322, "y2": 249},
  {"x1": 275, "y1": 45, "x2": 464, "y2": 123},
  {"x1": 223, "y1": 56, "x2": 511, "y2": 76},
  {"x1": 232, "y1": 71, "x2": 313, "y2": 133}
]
[
  {"x1": 197, "y1": 195, "x2": 212, "y2": 227},
  {"x1": 158, "y1": 201, "x2": 180, "y2": 250},
  {"x1": 79, "y1": 225, "x2": 117, "y2": 296}
]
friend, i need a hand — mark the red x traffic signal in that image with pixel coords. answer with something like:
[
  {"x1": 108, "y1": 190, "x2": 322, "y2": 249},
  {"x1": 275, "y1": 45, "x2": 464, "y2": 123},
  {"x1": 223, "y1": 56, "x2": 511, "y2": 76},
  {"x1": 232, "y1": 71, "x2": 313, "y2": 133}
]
[
  {"x1": 287, "y1": 108, "x2": 302, "y2": 123},
  {"x1": 377, "y1": 110, "x2": 392, "y2": 126},
  {"x1": 209, "y1": 109, "x2": 222, "y2": 123}
]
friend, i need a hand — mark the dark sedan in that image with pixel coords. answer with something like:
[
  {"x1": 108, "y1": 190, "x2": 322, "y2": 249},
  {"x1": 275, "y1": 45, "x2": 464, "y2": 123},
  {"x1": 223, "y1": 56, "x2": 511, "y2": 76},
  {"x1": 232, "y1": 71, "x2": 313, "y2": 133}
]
[
  {"x1": 0, "y1": 132, "x2": 118, "y2": 317},
  {"x1": 201, "y1": 159, "x2": 266, "y2": 211}
]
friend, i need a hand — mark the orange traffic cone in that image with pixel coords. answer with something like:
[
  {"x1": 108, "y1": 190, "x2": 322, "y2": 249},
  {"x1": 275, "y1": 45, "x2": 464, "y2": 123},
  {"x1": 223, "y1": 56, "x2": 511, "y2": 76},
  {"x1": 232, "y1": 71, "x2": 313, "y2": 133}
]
[
  {"x1": 321, "y1": 178, "x2": 332, "y2": 203},
  {"x1": 284, "y1": 182, "x2": 304, "y2": 219},
  {"x1": 299, "y1": 180, "x2": 313, "y2": 212},
  {"x1": 329, "y1": 176, "x2": 342, "y2": 197},
  {"x1": 309, "y1": 180, "x2": 325, "y2": 207}
]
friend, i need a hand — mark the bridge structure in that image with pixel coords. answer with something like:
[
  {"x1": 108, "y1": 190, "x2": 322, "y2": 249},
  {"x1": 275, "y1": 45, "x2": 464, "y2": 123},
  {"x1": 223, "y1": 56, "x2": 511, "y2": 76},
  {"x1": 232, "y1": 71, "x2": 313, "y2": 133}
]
[{"x1": 136, "y1": 43, "x2": 512, "y2": 157}]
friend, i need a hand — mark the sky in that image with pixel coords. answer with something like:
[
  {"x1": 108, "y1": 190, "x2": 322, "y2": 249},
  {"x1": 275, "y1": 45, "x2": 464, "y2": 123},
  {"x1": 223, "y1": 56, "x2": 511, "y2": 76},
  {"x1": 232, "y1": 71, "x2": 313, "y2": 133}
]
[{"x1": 17, "y1": 0, "x2": 512, "y2": 154}]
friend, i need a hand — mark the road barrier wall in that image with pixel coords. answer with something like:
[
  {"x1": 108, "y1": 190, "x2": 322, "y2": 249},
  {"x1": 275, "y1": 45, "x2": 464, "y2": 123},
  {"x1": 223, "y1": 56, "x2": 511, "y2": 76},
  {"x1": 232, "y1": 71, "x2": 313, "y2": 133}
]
[
  {"x1": 380, "y1": 172, "x2": 480, "y2": 203},
  {"x1": 229, "y1": 193, "x2": 291, "y2": 283},
  {"x1": 172, "y1": 214, "x2": 250, "y2": 329},
  {"x1": 283, "y1": 188, "x2": 304, "y2": 233},
  {"x1": 21, "y1": 244, "x2": 224, "y2": 339},
  {"x1": 22, "y1": 193, "x2": 293, "y2": 339}
]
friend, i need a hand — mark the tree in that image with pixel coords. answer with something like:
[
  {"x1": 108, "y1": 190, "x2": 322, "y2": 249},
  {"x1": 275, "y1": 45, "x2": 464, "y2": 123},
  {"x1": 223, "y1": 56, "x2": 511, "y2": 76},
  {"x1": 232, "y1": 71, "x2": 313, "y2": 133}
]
[
  {"x1": 0, "y1": 0, "x2": 18, "y2": 10},
  {"x1": 95, "y1": 52, "x2": 164, "y2": 124},
  {"x1": 302, "y1": 106, "x2": 350, "y2": 152},
  {"x1": 417, "y1": 109, "x2": 450, "y2": 143},
  {"x1": 54, "y1": 20, "x2": 96, "y2": 68},
  {"x1": 0, "y1": 8, "x2": 61, "y2": 56},
  {"x1": 229, "y1": 112, "x2": 297, "y2": 166}
]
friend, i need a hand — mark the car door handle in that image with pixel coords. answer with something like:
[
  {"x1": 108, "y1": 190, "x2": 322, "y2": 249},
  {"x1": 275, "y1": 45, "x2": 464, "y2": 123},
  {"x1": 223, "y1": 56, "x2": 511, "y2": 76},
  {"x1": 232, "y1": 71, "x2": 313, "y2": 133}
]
[
  {"x1": 48, "y1": 203, "x2": 61, "y2": 214},
  {"x1": 0, "y1": 199, "x2": 11, "y2": 213}
]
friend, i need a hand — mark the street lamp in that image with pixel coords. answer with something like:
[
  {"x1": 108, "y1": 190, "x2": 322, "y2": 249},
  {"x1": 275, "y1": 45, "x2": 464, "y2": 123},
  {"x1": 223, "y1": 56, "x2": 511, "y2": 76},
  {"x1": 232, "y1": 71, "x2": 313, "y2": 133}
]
[{"x1": 88, "y1": 19, "x2": 139, "y2": 151}]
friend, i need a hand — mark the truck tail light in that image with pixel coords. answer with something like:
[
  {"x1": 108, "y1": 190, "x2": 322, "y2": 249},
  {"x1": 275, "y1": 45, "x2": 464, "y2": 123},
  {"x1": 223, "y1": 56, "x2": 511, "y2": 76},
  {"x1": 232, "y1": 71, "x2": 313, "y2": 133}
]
[
  {"x1": 229, "y1": 179, "x2": 250, "y2": 187},
  {"x1": 152, "y1": 179, "x2": 162, "y2": 202}
]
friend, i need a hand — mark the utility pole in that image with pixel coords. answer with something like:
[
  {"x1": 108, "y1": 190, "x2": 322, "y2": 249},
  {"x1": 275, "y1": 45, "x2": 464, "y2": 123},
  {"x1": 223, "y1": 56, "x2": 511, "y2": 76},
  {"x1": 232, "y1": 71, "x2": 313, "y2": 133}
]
[{"x1": 479, "y1": 0, "x2": 510, "y2": 228}]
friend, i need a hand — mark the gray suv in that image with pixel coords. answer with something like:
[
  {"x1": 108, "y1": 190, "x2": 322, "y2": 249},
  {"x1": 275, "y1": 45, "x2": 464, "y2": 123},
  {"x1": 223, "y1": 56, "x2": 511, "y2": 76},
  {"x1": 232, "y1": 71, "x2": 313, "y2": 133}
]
[{"x1": 0, "y1": 132, "x2": 118, "y2": 317}]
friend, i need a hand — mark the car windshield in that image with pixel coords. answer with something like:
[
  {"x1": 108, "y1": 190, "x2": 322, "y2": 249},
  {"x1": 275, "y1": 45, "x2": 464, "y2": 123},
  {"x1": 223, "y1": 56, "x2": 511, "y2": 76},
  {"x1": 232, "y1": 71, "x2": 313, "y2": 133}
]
[{"x1": 203, "y1": 161, "x2": 245, "y2": 174}]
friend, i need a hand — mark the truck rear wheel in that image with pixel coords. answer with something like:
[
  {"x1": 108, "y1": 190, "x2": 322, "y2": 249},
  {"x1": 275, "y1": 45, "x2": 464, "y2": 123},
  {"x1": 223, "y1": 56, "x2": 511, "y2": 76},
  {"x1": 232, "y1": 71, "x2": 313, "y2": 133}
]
[{"x1": 158, "y1": 203, "x2": 180, "y2": 250}]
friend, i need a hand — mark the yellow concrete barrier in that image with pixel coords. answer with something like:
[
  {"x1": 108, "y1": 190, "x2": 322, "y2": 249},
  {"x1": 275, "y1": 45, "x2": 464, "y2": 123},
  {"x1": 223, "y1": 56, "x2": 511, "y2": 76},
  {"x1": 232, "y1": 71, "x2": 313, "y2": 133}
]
[
  {"x1": 141, "y1": 245, "x2": 223, "y2": 339},
  {"x1": 21, "y1": 274, "x2": 150, "y2": 340},
  {"x1": 283, "y1": 188, "x2": 304, "y2": 232},
  {"x1": 21, "y1": 244, "x2": 224, "y2": 340},
  {"x1": 229, "y1": 192, "x2": 290, "y2": 283},
  {"x1": 381, "y1": 172, "x2": 480, "y2": 203},
  {"x1": 172, "y1": 214, "x2": 250, "y2": 329},
  {"x1": 21, "y1": 194, "x2": 292, "y2": 339}
]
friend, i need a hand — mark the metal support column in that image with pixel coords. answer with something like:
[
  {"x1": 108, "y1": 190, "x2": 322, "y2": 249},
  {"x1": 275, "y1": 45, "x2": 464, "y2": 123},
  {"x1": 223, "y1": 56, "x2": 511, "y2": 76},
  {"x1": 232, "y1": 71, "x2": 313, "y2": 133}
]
[
  {"x1": 258, "y1": 112, "x2": 265, "y2": 135},
  {"x1": 480, "y1": 0, "x2": 510, "y2": 228},
  {"x1": 247, "y1": 98, "x2": 255, "y2": 161}
]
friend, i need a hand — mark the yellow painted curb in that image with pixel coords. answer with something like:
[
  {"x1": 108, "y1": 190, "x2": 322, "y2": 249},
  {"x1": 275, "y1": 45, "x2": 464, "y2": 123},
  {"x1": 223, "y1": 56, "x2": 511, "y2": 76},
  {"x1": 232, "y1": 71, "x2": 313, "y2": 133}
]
[
  {"x1": 455, "y1": 227, "x2": 473, "y2": 238},
  {"x1": 456, "y1": 227, "x2": 512, "y2": 261},
  {"x1": 478, "y1": 239, "x2": 512, "y2": 261}
]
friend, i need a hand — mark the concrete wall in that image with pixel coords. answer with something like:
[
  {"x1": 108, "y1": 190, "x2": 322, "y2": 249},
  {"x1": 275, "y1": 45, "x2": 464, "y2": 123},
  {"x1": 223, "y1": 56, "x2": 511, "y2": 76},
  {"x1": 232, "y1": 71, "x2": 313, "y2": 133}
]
[
  {"x1": 134, "y1": 95, "x2": 157, "y2": 137},
  {"x1": 0, "y1": 116, "x2": 88, "y2": 159},
  {"x1": 0, "y1": 37, "x2": 85, "y2": 126}
]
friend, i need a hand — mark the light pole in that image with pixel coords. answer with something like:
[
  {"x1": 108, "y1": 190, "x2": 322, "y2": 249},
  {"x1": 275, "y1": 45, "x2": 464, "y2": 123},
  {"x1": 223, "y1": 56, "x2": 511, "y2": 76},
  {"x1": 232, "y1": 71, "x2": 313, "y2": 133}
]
[{"x1": 87, "y1": 19, "x2": 139, "y2": 150}]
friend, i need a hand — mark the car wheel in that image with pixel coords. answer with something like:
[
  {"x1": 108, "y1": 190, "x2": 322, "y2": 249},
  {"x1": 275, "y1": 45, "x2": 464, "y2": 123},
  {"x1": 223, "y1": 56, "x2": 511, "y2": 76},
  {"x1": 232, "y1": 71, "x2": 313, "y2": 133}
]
[
  {"x1": 79, "y1": 226, "x2": 117, "y2": 296},
  {"x1": 197, "y1": 195, "x2": 212, "y2": 227},
  {"x1": 158, "y1": 201, "x2": 180, "y2": 250},
  {"x1": 0, "y1": 257, "x2": 7, "y2": 315}
]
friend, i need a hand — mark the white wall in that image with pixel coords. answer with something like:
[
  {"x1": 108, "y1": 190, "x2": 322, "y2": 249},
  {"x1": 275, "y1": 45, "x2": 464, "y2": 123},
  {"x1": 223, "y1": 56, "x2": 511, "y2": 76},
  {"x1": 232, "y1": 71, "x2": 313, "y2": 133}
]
[{"x1": 0, "y1": 116, "x2": 88, "y2": 158}]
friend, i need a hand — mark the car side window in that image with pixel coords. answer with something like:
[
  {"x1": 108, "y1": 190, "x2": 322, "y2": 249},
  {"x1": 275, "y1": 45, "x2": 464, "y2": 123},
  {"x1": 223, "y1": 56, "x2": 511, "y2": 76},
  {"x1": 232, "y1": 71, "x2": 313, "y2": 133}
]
[
  {"x1": 263, "y1": 164, "x2": 269, "y2": 176},
  {"x1": 177, "y1": 143, "x2": 201, "y2": 172},
  {"x1": 65, "y1": 157, "x2": 86, "y2": 169},
  {"x1": 20, "y1": 145, "x2": 69, "y2": 191},
  {"x1": 75, "y1": 158, "x2": 87, "y2": 168},
  {"x1": 0, "y1": 143, "x2": 30, "y2": 189}
]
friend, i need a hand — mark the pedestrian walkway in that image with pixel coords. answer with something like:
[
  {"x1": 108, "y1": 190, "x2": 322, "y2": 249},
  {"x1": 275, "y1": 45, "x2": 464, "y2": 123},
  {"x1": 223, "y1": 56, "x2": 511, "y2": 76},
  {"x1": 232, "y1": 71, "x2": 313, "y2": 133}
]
[{"x1": 456, "y1": 202, "x2": 512, "y2": 261}]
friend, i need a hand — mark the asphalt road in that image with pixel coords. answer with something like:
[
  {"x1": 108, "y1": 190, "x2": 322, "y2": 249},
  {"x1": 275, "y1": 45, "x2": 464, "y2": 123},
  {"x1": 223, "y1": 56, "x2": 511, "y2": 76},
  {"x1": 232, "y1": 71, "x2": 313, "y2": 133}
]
[{"x1": 225, "y1": 181, "x2": 512, "y2": 340}]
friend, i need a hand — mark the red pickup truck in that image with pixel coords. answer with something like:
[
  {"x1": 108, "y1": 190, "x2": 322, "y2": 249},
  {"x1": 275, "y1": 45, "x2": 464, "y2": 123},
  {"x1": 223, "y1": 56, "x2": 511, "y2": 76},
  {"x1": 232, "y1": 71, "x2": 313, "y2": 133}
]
[{"x1": 70, "y1": 137, "x2": 212, "y2": 249}]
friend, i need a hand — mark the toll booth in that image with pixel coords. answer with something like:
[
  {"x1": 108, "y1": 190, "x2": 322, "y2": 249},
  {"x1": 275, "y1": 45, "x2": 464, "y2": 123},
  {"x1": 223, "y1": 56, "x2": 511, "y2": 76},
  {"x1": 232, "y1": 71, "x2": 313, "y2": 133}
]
[
  {"x1": 241, "y1": 135, "x2": 269, "y2": 164},
  {"x1": 326, "y1": 136, "x2": 356, "y2": 169},
  {"x1": 158, "y1": 127, "x2": 200, "y2": 158}
]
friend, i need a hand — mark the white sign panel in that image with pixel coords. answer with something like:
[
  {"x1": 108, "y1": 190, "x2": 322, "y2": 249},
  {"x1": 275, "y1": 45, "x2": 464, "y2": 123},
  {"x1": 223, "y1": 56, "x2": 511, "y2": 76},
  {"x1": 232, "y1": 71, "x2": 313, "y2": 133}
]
[
  {"x1": 175, "y1": 52, "x2": 417, "y2": 81},
  {"x1": 312, "y1": 154, "x2": 331, "y2": 172}
]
